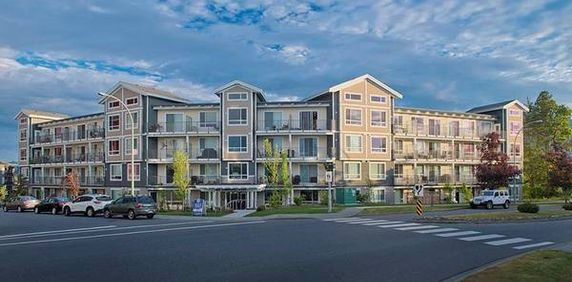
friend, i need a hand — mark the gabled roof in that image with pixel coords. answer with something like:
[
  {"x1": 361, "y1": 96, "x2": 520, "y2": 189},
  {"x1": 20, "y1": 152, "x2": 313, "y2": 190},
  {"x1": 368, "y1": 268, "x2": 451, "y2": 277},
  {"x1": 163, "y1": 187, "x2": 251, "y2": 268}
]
[
  {"x1": 213, "y1": 80, "x2": 267, "y2": 101},
  {"x1": 98, "y1": 81, "x2": 190, "y2": 104},
  {"x1": 467, "y1": 99, "x2": 530, "y2": 113},
  {"x1": 304, "y1": 73, "x2": 404, "y2": 101},
  {"x1": 14, "y1": 109, "x2": 69, "y2": 120},
  {"x1": 36, "y1": 112, "x2": 105, "y2": 127}
]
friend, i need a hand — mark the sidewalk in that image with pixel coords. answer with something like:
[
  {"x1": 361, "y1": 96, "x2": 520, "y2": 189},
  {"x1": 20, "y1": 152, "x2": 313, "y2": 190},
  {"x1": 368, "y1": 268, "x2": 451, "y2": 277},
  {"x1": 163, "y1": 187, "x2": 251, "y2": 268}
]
[{"x1": 156, "y1": 207, "x2": 363, "y2": 221}]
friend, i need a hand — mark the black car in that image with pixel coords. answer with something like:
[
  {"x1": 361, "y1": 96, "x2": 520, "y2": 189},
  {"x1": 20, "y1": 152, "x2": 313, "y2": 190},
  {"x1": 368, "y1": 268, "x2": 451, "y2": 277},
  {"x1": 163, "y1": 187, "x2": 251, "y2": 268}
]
[
  {"x1": 103, "y1": 195, "x2": 157, "y2": 220},
  {"x1": 34, "y1": 197, "x2": 70, "y2": 215}
]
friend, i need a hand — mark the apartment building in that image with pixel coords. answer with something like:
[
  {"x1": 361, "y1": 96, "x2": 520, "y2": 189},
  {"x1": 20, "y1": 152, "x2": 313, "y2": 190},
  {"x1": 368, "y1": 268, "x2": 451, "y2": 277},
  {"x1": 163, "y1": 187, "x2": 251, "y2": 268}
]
[{"x1": 16, "y1": 74, "x2": 527, "y2": 206}]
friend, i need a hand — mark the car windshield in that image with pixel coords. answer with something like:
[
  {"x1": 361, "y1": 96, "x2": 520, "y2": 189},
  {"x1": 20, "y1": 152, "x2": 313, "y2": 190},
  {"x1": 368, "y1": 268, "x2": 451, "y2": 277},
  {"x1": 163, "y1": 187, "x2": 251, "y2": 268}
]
[
  {"x1": 137, "y1": 196, "x2": 155, "y2": 204},
  {"x1": 21, "y1": 196, "x2": 36, "y2": 201},
  {"x1": 482, "y1": 191, "x2": 494, "y2": 196},
  {"x1": 56, "y1": 197, "x2": 70, "y2": 202},
  {"x1": 96, "y1": 196, "x2": 112, "y2": 201}
]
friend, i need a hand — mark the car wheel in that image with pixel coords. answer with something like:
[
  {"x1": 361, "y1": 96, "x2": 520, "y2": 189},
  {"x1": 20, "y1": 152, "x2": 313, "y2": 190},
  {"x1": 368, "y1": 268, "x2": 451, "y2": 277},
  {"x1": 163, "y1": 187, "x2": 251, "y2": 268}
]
[
  {"x1": 51, "y1": 207, "x2": 58, "y2": 215},
  {"x1": 146, "y1": 214, "x2": 154, "y2": 219},
  {"x1": 2, "y1": 206, "x2": 7, "y2": 212},
  {"x1": 103, "y1": 209, "x2": 112, "y2": 219},
  {"x1": 127, "y1": 209, "x2": 135, "y2": 220},
  {"x1": 34, "y1": 207, "x2": 39, "y2": 214},
  {"x1": 503, "y1": 201, "x2": 510, "y2": 209},
  {"x1": 86, "y1": 207, "x2": 95, "y2": 217},
  {"x1": 486, "y1": 201, "x2": 493, "y2": 210},
  {"x1": 64, "y1": 207, "x2": 71, "y2": 216},
  {"x1": 470, "y1": 203, "x2": 476, "y2": 209},
  {"x1": 17, "y1": 206, "x2": 22, "y2": 213}
]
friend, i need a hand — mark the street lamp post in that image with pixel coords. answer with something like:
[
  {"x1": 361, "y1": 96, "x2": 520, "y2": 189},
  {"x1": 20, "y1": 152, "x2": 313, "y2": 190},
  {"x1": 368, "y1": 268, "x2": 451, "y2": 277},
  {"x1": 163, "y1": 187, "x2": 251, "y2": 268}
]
[
  {"x1": 511, "y1": 119, "x2": 543, "y2": 202},
  {"x1": 98, "y1": 92, "x2": 136, "y2": 196}
]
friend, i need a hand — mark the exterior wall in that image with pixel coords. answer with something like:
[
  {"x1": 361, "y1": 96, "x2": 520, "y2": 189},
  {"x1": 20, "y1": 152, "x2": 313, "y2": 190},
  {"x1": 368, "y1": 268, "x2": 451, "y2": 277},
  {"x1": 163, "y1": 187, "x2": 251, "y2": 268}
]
[{"x1": 221, "y1": 85, "x2": 255, "y2": 161}]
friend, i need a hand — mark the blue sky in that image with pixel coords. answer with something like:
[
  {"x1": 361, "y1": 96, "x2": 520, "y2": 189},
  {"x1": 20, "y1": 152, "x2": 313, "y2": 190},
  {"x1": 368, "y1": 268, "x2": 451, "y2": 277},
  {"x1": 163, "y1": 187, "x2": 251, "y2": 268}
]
[{"x1": 0, "y1": 0, "x2": 571, "y2": 161}]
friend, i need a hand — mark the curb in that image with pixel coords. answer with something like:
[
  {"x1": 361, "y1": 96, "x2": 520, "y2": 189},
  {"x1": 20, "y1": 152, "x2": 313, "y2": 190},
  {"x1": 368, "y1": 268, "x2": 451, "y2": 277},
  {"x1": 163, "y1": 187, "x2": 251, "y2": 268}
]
[{"x1": 414, "y1": 215, "x2": 572, "y2": 224}]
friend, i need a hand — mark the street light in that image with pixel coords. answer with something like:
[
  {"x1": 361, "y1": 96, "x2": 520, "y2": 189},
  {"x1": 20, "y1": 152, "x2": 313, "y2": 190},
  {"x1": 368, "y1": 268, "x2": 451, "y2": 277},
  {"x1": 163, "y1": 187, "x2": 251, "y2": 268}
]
[
  {"x1": 511, "y1": 119, "x2": 543, "y2": 202},
  {"x1": 98, "y1": 92, "x2": 136, "y2": 196}
]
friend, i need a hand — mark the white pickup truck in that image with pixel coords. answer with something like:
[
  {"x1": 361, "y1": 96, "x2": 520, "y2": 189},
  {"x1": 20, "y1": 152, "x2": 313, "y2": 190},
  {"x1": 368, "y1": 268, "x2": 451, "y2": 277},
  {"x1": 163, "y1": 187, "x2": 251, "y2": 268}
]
[{"x1": 470, "y1": 190, "x2": 510, "y2": 209}]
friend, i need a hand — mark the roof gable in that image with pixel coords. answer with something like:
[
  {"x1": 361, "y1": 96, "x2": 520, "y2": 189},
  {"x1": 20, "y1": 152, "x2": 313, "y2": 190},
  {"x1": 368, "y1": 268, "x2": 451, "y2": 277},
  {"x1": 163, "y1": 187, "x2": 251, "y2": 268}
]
[
  {"x1": 467, "y1": 99, "x2": 529, "y2": 113},
  {"x1": 14, "y1": 109, "x2": 69, "y2": 120},
  {"x1": 304, "y1": 73, "x2": 403, "y2": 101},
  {"x1": 214, "y1": 80, "x2": 266, "y2": 101},
  {"x1": 98, "y1": 81, "x2": 190, "y2": 104}
]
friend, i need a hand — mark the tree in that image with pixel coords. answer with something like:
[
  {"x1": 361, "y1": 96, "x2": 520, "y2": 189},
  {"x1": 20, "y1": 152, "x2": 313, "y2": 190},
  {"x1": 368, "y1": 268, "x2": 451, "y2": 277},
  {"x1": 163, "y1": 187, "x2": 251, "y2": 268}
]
[
  {"x1": 62, "y1": 171, "x2": 80, "y2": 199},
  {"x1": 475, "y1": 132, "x2": 520, "y2": 189},
  {"x1": 262, "y1": 138, "x2": 280, "y2": 186},
  {"x1": 280, "y1": 150, "x2": 292, "y2": 205},
  {"x1": 173, "y1": 150, "x2": 190, "y2": 210},
  {"x1": 0, "y1": 185, "x2": 7, "y2": 203},
  {"x1": 546, "y1": 143, "x2": 572, "y2": 203},
  {"x1": 459, "y1": 183, "x2": 473, "y2": 203}
]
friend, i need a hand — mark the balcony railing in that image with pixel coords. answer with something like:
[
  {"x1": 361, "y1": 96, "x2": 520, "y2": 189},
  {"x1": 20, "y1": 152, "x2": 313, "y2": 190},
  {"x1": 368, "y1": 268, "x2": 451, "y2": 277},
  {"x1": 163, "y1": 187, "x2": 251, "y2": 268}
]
[
  {"x1": 393, "y1": 124, "x2": 500, "y2": 139},
  {"x1": 394, "y1": 174, "x2": 475, "y2": 185},
  {"x1": 150, "y1": 148, "x2": 219, "y2": 161},
  {"x1": 257, "y1": 147, "x2": 333, "y2": 160},
  {"x1": 393, "y1": 150, "x2": 478, "y2": 161},
  {"x1": 31, "y1": 175, "x2": 104, "y2": 186},
  {"x1": 257, "y1": 119, "x2": 329, "y2": 132},
  {"x1": 148, "y1": 175, "x2": 257, "y2": 186},
  {"x1": 33, "y1": 127, "x2": 105, "y2": 144},
  {"x1": 147, "y1": 121, "x2": 220, "y2": 134},
  {"x1": 31, "y1": 152, "x2": 104, "y2": 164}
]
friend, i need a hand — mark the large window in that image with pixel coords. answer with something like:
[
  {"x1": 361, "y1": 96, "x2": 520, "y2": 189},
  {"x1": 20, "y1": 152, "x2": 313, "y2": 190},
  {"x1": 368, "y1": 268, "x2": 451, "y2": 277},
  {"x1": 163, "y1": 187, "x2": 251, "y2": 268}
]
[
  {"x1": 344, "y1": 92, "x2": 362, "y2": 101},
  {"x1": 228, "y1": 108, "x2": 247, "y2": 125},
  {"x1": 369, "y1": 163, "x2": 386, "y2": 180},
  {"x1": 228, "y1": 136, "x2": 247, "y2": 152},
  {"x1": 300, "y1": 164, "x2": 318, "y2": 183},
  {"x1": 108, "y1": 115, "x2": 120, "y2": 131},
  {"x1": 20, "y1": 129, "x2": 27, "y2": 141},
  {"x1": 370, "y1": 95, "x2": 386, "y2": 103},
  {"x1": 511, "y1": 144, "x2": 522, "y2": 157},
  {"x1": 371, "y1": 136, "x2": 387, "y2": 153},
  {"x1": 166, "y1": 113, "x2": 184, "y2": 132},
  {"x1": 227, "y1": 92, "x2": 247, "y2": 101},
  {"x1": 299, "y1": 138, "x2": 318, "y2": 157},
  {"x1": 124, "y1": 137, "x2": 139, "y2": 156},
  {"x1": 125, "y1": 112, "x2": 138, "y2": 130},
  {"x1": 429, "y1": 119, "x2": 441, "y2": 135},
  {"x1": 126, "y1": 97, "x2": 138, "y2": 105},
  {"x1": 20, "y1": 149, "x2": 26, "y2": 161},
  {"x1": 108, "y1": 101, "x2": 120, "y2": 109},
  {"x1": 108, "y1": 140, "x2": 120, "y2": 156},
  {"x1": 412, "y1": 117, "x2": 424, "y2": 133},
  {"x1": 371, "y1": 110, "x2": 387, "y2": 127},
  {"x1": 345, "y1": 135, "x2": 362, "y2": 152},
  {"x1": 264, "y1": 112, "x2": 282, "y2": 130},
  {"x1": 510, "y1": 122, "x2": 521, "y2": 135},
  {"x1": 110, "y1": 164, "x2": 122, "y2": 181},
  {"x1": 344, "y1": 162, "x2": 361, "y2": 180},
  {"x1": 345, "y1": 108, "x2": 362, "y2": 125},
  {"x1": 228, "y1": 163, "x2": 248, "y2": 179},
  {"x1": 449, "y1": 121, "x2": 460, "y2": 137},
  {"x1": 127, "y1": 163, "x2": 140, "y2": 181},
  {"x1": 199, "y1": 112, "x2": 218, "y2": 128}
]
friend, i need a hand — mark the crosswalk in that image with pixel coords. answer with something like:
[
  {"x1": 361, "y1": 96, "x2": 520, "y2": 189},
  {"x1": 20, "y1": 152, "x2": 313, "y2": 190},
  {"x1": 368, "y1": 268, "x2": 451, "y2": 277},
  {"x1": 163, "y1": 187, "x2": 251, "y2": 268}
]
[{"x1": 321, "y1": 217, "x2": 554, "y2": 250}]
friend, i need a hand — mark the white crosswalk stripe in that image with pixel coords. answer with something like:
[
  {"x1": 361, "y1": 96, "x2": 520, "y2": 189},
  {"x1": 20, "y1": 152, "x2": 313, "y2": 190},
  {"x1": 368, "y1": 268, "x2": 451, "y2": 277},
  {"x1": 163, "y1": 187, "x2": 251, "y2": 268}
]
[
  {"x1": 513, "y1": 242, "x2": 554, "y2": 250},
  {"x1": 485, "y1": 237, "x2": 531, "y2": 246},
  {"x1": 395, "y1": 225, "x2": 439, "y2": 231},
  {"x1": 458, "y1": 234, "x2": 506, "y2": 242},
  {"x1": 322, "y1": 218, "x2": 350, "y2": 221},
  {"x1": 347, "y1": 219, "x2": 376, "y2": 224},
  {"x1": 349, "y1": 220, "x2": 388, "y2": 225},
  {"x1": 362, "y1": 221, "x2": 403, "y2": 226},
  {"x1": 379, "y1": 223, "x2": 420, "y2": 228},
  {"x1": 330, "y1": 218, "x2": 367, "y2": 223},
  {"x1": 436, "y1": 231, "x2": 481, "y2": 237},
  {"x1": 415, "y1": 228, "x2": 459, "y2": 234}
]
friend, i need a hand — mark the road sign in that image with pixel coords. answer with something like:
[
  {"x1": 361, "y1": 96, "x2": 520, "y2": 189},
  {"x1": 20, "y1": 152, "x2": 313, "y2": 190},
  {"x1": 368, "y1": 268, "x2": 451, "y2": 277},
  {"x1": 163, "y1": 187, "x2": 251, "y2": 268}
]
[
  {"x1": 192, "y1": 199, "x2": 205, "y2": 216},
  {"x1": 413, "y1": 184, "x2": 424, "y2": 197},
  {"x1": 416, "y1": 199, "x2": 424, "y2": 216},
  {"x1": 325, "y1": 171, "x2": 333, "y2": 183}
]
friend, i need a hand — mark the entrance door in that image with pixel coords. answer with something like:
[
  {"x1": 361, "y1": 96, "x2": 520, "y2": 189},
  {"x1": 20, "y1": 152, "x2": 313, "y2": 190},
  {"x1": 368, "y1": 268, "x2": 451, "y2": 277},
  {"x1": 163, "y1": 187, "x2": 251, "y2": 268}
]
[{"x1": 228, "y1": 192, "x2": 246, "y2": 210}]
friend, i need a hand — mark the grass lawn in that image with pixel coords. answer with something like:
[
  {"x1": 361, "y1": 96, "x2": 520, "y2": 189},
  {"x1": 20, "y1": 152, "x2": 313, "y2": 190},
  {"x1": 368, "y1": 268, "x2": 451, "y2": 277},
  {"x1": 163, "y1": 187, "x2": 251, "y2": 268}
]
[
  {"x1": 359, "y1": 204, "x2": 467, "y2": 216},
  {"x1": 464, "y1": 250, "x2": 572, "y2": 282},
  {"x1": 247, "y1": 205, "x2": 345, "y2": 217},
  {"x1": 158, "y1": 210, "x2": 233, "y2": 217},
  {"x1": 446, "y1": 210, "x2": 572, "y2": 221}
]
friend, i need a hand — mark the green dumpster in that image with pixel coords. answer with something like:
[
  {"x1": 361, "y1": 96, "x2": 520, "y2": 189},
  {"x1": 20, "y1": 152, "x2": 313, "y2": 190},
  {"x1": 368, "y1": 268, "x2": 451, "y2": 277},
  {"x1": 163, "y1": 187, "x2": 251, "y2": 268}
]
[{"x1": 336, "y1": 188, "x2": 357, "y2": 205}]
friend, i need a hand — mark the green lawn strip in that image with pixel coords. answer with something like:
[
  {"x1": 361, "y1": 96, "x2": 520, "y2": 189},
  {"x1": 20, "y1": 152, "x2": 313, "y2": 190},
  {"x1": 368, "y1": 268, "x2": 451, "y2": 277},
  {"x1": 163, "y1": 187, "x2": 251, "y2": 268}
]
[
  {"x1": 528, "y1": 198, "x2": 568, "y2": 205},
  {"x1": 446, "y1": 210, "x2": 572, "y2": 221},
  {"x1": 359, "y1": 204, "x2": 467, "y2": 216},
  {"x1": 463, "y1": 250, "x2": 572, "y2": 282},
  {"x1": 158, "y1": 210, "x2": 233, "y2": 217},
  {"x1": 246, "y1": 206, "x2": 345, "y2": 217}
]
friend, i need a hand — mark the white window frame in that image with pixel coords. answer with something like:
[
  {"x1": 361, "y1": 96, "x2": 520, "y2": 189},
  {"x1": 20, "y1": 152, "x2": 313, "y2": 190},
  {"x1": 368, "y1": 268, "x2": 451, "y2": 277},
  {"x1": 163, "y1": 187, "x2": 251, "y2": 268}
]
[
  {"x1": 344, "y1": 162, "x2": 361, "y2": 180},
  {"x1": 369, "y1": 162, "x2": 386, "y2": 180},
  {"x1": 20, "y1": 149, "x2": 26, "y2": 161},
  {"x1": 227, "y1": 92, "x2": 248, "y2": 101},
  {"x1": 124, "y1": 111, "x2": 139, "y2": 130},
  {"x1": 127, "y1": 163, "x2": 140, "y2": 181},
  {"x1": 511, "y1": 144, "x2": 522, "y2": 157},
  {"x1": 370, "y1": 110, "x2": 387, "y2": 127},
  {"x1": 227, "y1": 107, "x2": 248, "y2": 126},
  {"x1": 125, "y1": 97, "x2": 138, "y2": 106},
  {"x1": 509, "y1": 109, "x2": 521, "y2": 116},
  {"x1": 228, "y1": 162, "x2": 248, "y2": 180},
  {"x1": 108, "y1": 139, "x2": 120, "y2": 156},
  {"x1": 108, "y1": 114, "x2": 120, "y2": 131},
  {"x1": 20, "y1": 129, "x2": 27, "y2": 141},
  {"x1": 110, "y1": 164, "x2": 122, "y2": 181},
  {"x1": 370, "y1": 95, "x2": 387, "y2": 104},
  {"x1": 124, "y1": 137, "x2": 139, "y2": 156},
  {"x1": 227, "y1": 135, "x2": 248, "y2": 153},
  {"x1": 108, "y1": 100, "x2": 120, "y2": 109},
  {"x1": 345, "y1": 134, "x2": 363, "y2": 152},
  {"x1": 344, "y1": 92, "x2": 362, "y2": 101},
  {"x1": 370, "y1": 136, "x2": 387, "y2": 153},
  {"x1": 510, "y1": 122, "x2": 522, "y2": 135},
  {"x1": 20, "y1": 118, "x2": 27, "y2": 124},
  {"x1": 345, "y1": 108, "x2": 362, "y2": 126}
]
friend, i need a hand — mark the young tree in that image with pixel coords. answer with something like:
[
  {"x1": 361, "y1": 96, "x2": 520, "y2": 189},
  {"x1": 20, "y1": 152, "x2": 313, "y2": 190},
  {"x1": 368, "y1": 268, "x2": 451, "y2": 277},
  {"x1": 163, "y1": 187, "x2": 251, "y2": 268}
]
[
  {"x1": 173, "y1": 150, "x2": 190, "y2": 210},
  {"x1": 262, "y1": 138, "x2": 280, "y2": 186},
  {"x1": 546, "y1": 143, "x2": 572, "y2": 203},
  {"x1": 475, "y1": 132, "x2": 520, "y2": 189},
  {"x1": 280, "y1": 149, "x2": 293, "y2": 205},
  {"x1": 0, "y1": 185, "x2": 7, "y2": 203}
]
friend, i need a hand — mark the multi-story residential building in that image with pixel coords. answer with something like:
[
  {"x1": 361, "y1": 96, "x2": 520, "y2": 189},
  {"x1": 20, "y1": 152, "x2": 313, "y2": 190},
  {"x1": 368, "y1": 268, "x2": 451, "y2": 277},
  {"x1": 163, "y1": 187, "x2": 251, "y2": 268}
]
[{"x1": 15, "y1": 74, "x2": 527, "y2": 206}]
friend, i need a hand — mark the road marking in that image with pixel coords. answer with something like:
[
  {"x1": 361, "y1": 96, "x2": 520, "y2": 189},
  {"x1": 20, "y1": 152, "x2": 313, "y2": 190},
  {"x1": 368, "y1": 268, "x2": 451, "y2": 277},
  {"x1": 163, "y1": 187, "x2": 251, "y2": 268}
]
[
  {"x1": 485, "y1": 237, "x2": 531, "y2": 246},
  {"x1": 347, "y1": 219, "x2": 376, "y2": 224},
  {"x1": 0, "y1": 225, "x2": 117, "y2": 239},
  {"x1": 415, "y1": 228, "x2": 458, "y2": 234},
  {"x1": 458, "y1": 234, "x2": 505, "y2": 242},
  {"x1": 395, "y1": 225, "x2": 439, "y2": 231},
  {"x1": 0, "y1": 221, "x2": 214, "y2": 241},
  {"x1": 331, "y1": 218, "x2": 367, "y2": 223},
  {"x1": 322, "y1": 218, "x2": 351, "y2": 221},
  {"x1": 0, "y1": 221, "x2": 266, "y2": 248},
  {"x1": 362, "y1": 221, "x2": 403, "y2": 226},
  {"x1": 379, "y1": 223, "x2": 420, "y2": 228},
  {"x1": 357, "y1": 220, "x2": 388, "y2": 225},
  {"x1": 436, "y1": 231, "x2": 481, "y2": 237},
  {"x1": 513, "y1": 242, "x2": 554, "y2": 250}
]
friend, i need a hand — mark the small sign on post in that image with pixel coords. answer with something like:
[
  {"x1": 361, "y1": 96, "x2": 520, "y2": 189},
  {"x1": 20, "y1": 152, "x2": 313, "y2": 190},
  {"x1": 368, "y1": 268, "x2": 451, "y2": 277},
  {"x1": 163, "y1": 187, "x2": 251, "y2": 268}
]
[
  {"x1": 413, "y1": 184, "x2": 424, "y2": 216},
  {"x1": 192, "y1": 198, "x2": 205, "y2": 216},
  {"x1": 413, "y1": 184, "x2": 424, "y2": 197}
]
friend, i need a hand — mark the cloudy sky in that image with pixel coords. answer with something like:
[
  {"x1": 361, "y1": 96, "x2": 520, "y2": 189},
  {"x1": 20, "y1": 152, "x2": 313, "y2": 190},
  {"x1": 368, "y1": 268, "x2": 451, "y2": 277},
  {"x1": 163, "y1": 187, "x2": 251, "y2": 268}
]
[{"x1": 1, "y1": 0, "x2": 571, "y2": 161}]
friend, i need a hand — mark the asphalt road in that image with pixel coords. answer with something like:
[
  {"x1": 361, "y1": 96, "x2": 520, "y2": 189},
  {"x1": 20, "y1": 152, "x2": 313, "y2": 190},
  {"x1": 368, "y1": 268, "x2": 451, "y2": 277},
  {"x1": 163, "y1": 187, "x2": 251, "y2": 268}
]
[{"x1": 0, "y1": 210, "x2": 571, "y2": 282}]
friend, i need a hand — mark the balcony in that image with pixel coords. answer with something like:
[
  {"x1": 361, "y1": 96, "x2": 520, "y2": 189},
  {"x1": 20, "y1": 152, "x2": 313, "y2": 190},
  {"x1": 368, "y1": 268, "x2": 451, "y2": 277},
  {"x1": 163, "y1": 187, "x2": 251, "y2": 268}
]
[
  {"x1": 394, "y1": 174, "x2": 456, "y2": 185},
  {"x1": 257, "y1": 147, "x2": 333, "y2": 161},
  {"x1": 79, "y1": 176, "x2": 105, "y2": 186},
  {"x1": 257, "y1": 119, "x2": 329, "y2": 133},
  {"x1": 393, "y1": 124, "x2": 500, "y2": 140},
  {"x1": 33, "y1": 127, "x2": 105, "y2": 145},
  {"x1": 149, "y1": 148, "x2": 219, "y2": 162},
  {"x1": 147, "y1": 121, "x2": 220, "y2": 135},
  {"x1": 394, "y1": 150, "x2": 478, "y2": 162},
  {"x1": 31, "y1": 176, "x2": 64, "y2": 185}
]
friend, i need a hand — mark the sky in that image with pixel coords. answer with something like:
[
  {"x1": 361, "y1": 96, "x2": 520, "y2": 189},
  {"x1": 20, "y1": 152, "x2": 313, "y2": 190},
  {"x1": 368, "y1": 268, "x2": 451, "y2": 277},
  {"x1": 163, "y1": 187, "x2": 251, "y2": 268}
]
[{"x1": 0, "y1": 0, "x2": 571, "y2": 161}]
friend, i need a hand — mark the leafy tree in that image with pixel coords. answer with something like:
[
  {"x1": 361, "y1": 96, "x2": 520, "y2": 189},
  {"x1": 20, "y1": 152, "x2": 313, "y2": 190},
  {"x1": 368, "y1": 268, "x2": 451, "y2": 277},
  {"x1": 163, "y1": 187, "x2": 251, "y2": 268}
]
[
  {"x1": 459, "y1": 183, "x2": 473, "y2": 203},
  {"x1": 280, "y1": 150, "x2": 292, "y2": 205},
  {"x1": 173, "y1": 150, "x2": 190, "y2": 210},
  {"x1": 546, "y1": 143, "x2": 572, "y2": 203},
  {"x1": 0, "y1": 185, "x2": 7, "y2": 203},
  {"x1": 476, "y1": 132, "x2": 520, "y2": 189},
  {"x1": 442, "y1": 183, "x2": 454, "y2": 203},
  {"x1": 262, "y1": 138, "x2": 280, "y2": 186}
]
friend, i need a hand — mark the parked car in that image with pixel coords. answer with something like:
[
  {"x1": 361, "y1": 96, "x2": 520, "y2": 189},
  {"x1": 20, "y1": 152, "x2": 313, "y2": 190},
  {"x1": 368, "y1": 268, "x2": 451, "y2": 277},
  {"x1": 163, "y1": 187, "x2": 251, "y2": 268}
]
[
  {"x1": 103, "y1": 195, "x2": 157, "y2": 220},
  {"x1": 3, "y1": 196, "x2": 41, "y2": 212},
  {"x1": 470, "y1": 190, "x2": 510, "y2": 209},
  {"x1": 34, "y1": 196, "x2": 70, "y2": 215},
  {"x1": 63, "y1": 194, "x2": 113, "y2": 217}
]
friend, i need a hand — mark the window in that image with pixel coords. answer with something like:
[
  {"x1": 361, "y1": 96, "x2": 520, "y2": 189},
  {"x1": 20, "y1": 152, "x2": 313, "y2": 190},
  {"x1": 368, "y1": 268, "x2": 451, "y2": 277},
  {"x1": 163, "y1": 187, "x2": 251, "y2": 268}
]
[
  {"x1": 412, "y1": 117, "x2": 424, "y2": 133},
  {"x1": 20, "y1": 149, "x2": 26, "y2": 161},
  {"x1": 228, "y1": 163, "x2": 248, "y2": 179},
  {"x1": 264, "y1": 112, "x2": 282, "y2": 130},
  {"x1": 199, "y1": 112, "x2": 218, "y2": 128},
  {"x1": 344, "y1": 92, "x2": 362, "y2": 101},
  {"x1": 300, "y1": 164, "x2": 318, "y2": 183},
  {"x1": 300, "y1": 111, "x2": 318, "y2": 130},
  {"x1": 20, "y1": 129, "x2": 27, "y2": 141},
  {"x1": 110, "y1": 164, "x2": 122, "y2": 181},
  {"x1": 125, "y1": 112, "x2": 138, "y2": 129},
  {"x1": 108, "y1": 140, "x2": 120, "y2": 156},
  {"x1": 509, "y1": 109, "x2": 520, "y2": 116},
  {"x1": 371, "y1": 136, "x2": 387, "y2": 153},
  {"x1": 166, "y1": 113, "x2": 184, "y2": 132},
  {"x1": 127, "y1": 163, "x2": 140, "y2": 181},
  {"x1": 227, "y1": 92, "x2": 248, "y2": 100},
  {"x1": 371, "y1": 110, "x2": 387, "y2": 127},
  {"x1": 345, "y1": 108, "x2": 362, "y2": 125},
  {"x1": 228, "y1": 136, "x2": 247, "y2": 152},
  {"x1": 299, "y1": 138, "x2": 318, "y2": 157},
  {"x1": 429, "y1": 119, "x2": 441, "y2": 135},
  {"x1": 126, "y1": 97, "x2": 138, "y2": 105},
  {"x1": 370, "y1": 95, "x2": 386, "y2": 103},
  {"x1": 108, "y1": 115, "x2": 120, "y2": 131},
  {"x1": 511, "y1": 144, "x2": 522, "y2": 157},
  {"x1": 20, "y1": 118, "x2": 26, "y2": 124},
  {"x1": 108, "y1": 101, "x2": 120, "y2": 109},
  {"x1": 124, "y1": 137, "x2": 138, "y2": 155},
  {"x1": 369, "y1": 163, "x2": 386, "y2": 180},
  {"x1": 344, "y1": 162, "x2": 361, "y2": 180},
  {"x1": 510, "y1": 122, "x2": 522, "y2": 135},
  {"x1": 228, "y1": 108, "x2": 247, "y2": 125},
  {"x1": 449, "y1": 121, "x2": 460, "y2": 136},
  {"x1": 345, "y1": 135, "x2": 362, "y2": 152}
]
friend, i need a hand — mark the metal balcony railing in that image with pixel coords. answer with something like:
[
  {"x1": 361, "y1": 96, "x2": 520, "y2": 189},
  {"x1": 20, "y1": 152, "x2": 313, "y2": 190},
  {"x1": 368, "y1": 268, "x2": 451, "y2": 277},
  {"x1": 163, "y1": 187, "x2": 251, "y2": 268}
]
[
  {"x1": 148, "y1": 121, "x2": 220, "y2": 134},
  {"x1": 393, "y1": 124, "x2": 502, "y2": 139},
  {"x1": 33, "y1": 127, "x2": 105, "y2": 144},
  {"x1": 257, "y1": 147, "x2": 333, "y2": 160},
  {"x1": 257, "y1": 119, "x2": 329, "y2": 132}
]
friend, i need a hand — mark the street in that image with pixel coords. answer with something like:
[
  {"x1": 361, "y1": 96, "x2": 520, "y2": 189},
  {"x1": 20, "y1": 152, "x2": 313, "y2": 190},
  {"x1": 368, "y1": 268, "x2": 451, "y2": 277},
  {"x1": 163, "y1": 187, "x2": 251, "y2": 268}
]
[{"x1": 1, "y1": 211, "x2": 571, "y2": 282}]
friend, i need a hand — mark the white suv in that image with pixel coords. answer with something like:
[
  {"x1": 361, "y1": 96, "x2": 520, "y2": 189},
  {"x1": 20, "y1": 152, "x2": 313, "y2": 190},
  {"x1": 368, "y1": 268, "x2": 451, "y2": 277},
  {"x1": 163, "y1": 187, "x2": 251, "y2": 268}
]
[
  {"x1": 470, "y1": 190, "x2": 510, "y2": 209},
  {"x1": 63, "y1": 194, "x2": 113, "y2": 217}
]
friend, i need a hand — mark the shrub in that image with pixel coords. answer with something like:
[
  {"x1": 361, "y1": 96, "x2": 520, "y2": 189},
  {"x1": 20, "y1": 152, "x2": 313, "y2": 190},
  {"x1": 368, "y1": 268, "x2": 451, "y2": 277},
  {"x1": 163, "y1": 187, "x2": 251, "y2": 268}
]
[
  {"x1": 256, "y1": 205, "x2": 266, "y2": 212},
  {"x1": 319, "y1": 190, "x2": 329, "y2": 206},
  {"x1": 293, "y1": 196, "x2": 303, "y2": 206},
  {"x1": 356, "y1": 191, "x2": 371, "y2": 204},
  {"x1": 517, "y1": 202, "x2": 539, "y2": 213},
  {"x1": 269, "y1": 191, "x2": 282, "y2": 208},
  {"x1": 562, "y1": 203, "x2": 572, "y2": 211}
]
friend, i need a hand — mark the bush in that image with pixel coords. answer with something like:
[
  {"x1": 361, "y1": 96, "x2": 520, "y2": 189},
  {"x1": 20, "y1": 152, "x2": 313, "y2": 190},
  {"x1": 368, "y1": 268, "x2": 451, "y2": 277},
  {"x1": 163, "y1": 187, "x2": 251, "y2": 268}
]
[
  {"x1": 269, "y1": 191, "x2": 282, "y2": 208},
  {"x1": 319, "y1": 190, "x2": 329, "y2": 206},
  {"x1": 256, "y1": 205, "x2": 266, "y2": 212},
  {"x1": 517, "y1": 202, "x2": 540, "y2": 213},
  {"x1": 562, "y1": 203, "x2": 572, "y2": 211},
  {"x1": 293, "y1": 196, "x2": 303, "y2": 206}
]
